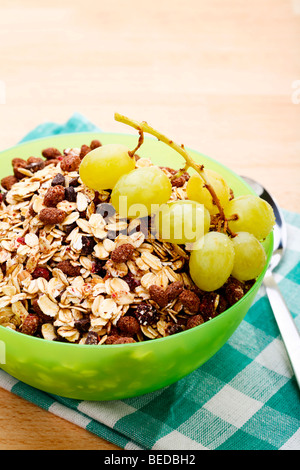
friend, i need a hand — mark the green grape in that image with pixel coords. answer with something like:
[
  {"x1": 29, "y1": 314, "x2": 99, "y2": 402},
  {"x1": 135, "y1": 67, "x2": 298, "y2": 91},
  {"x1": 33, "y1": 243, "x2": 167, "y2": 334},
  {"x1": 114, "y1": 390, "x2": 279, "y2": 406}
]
[
  {"x1": 154, "y1": 200, "x2": 210, "y2": 244},
  {"x1": 189, "y1": 232, "x2": 235, "y2": 291},
  {"x1": 231, "y1": 232, "x2": 267, "y2": 281},
  {"x1": 186, "y1": 168, "x2": 231, "y2": 215},
  {"x1": 111, "y1": 166, "x2": 172, "y2": 218},
  {"x1": 79, "y1": 144, "x2": 135, "y2": 190},
  {"x1": 224, "y1": 195, "x2": 275, "y2": 240}
]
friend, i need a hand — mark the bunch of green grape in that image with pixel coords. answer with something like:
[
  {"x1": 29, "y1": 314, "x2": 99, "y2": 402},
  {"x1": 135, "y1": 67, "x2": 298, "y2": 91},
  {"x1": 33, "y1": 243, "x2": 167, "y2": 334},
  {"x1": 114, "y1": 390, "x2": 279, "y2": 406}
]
[
  {"x1": 186, "y1": 170, "x2": 275, "y2": 291},
  {"x1": 79, "y1": 143, "x2": 275, "y2": 293}
]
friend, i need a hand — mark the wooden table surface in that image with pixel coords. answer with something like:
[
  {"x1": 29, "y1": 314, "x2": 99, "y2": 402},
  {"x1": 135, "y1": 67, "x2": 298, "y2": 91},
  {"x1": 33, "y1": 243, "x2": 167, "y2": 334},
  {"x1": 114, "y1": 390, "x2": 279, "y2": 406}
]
[{"x1": 0, "y1": 0, "x2": 299, "y2": 450}]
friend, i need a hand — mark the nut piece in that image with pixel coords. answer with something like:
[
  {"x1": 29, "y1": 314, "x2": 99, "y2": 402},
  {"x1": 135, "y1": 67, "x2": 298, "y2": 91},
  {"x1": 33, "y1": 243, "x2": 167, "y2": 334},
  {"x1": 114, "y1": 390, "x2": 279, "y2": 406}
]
[
  {"x1": 165, "y1": 281, "x2": 184, "y2": 303},
  {"x1": 149, "y1": 285, "x2": 168, "y2": 308},
  {"x1": 39, "y1": 207, "x2": 66, "y2": 225},
  {"x1": 79, "y1": 144, "x2": 91, "y2": 159},
  {"x1": 117, "y1": 315, "x2": 140, "y2": 336},
  {"x1": 106, "y1": 335, "x2": 136, "y2": 344},
  {"x1": 90, "y1": 139, "x2": 102, "y2": 150},
  {"x1": 43, "y1": 185, "x2": 65, "y2": 207},
  {"x1": 179, "y1": 290, "x2": 200, "y2": 313},
  {"x1": 64, "y1": 186, "x2": 76, "y2": 202},
  {"x1": 224, "y1": 278, "x2": 244, "y2": 306},
  {"x1": 111, "y1": 243, "x2": 134, "y2": 263},
  {"x1": 13, "y1": 159, "x2": 28, "y2": 179},
  {"x1": 21, "y1": 314, "x2": 40, "y2": 336},
  {"x1": 56, "y1": 260, "x2": 81, "y2": 277},
  {"x1": 42, "y1": 147, "x2": 62, "y2": 160},
  {"x1": 60, "y1": 154, "x2": 81, "y2": 172},
  {"x1": 186, "y1": 314, "x2": 205, "y2": 329},
  {"x1": 1, "y1": 175, "x2": 18, "y2": 190}
]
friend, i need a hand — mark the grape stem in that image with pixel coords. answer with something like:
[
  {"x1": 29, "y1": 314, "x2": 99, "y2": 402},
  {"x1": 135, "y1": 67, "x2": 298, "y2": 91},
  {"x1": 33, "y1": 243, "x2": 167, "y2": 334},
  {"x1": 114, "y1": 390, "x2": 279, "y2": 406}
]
[{"x1": 114, "y1": 112, "x2": 226, "y2": 224}]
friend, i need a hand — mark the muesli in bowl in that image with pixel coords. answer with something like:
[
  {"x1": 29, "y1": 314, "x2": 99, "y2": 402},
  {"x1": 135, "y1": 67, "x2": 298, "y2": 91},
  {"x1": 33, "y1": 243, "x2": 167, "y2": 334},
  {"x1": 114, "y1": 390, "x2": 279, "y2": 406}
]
[{"x1": 0, "y1": 114, "x2": 275, "y2": 348}]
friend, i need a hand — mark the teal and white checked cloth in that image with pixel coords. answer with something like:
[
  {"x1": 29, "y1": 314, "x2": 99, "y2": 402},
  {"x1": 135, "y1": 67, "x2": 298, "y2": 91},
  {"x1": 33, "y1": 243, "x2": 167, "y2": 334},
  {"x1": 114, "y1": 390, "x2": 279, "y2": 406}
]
[{"x1": 0, "y1": 114, "x2": 299, "y2": 450}]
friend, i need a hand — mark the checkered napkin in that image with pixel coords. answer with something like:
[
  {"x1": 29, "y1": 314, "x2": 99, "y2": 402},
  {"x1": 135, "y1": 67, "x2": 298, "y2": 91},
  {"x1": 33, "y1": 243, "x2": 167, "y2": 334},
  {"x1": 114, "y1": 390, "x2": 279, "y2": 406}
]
[{"x1": 0, "y1": 113, "x2": 299, "y2": 450}]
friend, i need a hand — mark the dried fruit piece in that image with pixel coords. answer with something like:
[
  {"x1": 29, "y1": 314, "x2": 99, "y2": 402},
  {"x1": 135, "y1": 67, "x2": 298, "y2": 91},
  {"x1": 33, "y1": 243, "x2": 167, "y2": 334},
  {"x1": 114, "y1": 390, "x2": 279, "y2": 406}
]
[
  {"x1": 21, "y1": 314, "x2": 40, "y2": 336},
  {"x1": 111, "y1": 243, "x2": 134, "y2": 263},
  {"x1": 122, "y1": 273, "x2": 141, "y2": 291},
  {"x1": 81, "y1": 236, "x2": 96, "y2": 255},
  {"x1": 32, "y1": 266, "x2": 52, "y2": 281},
  {"x1": 64, "y1": 186, "x2": 76, "y2": 202},
  {"x1": 117, "y1": 315, "x2": 140, "y2": 336},
  {"x1": 148, "y1": 285, "x2": 168, "y2": 308},
  {"x1": 51, "y1": 173, "x2": 65, "y2": 187},
  {"x1": 85, "y1": 331, "x2": 99, "y2": 344},
  {"x1": 179, "y1": 290, "x2": 200, "y2": 313},
  {"x1": 135, "y1": 303, "x2": 159, "y2": 326},
  {"x1": 56, "y1": 260, "x2": 81, "y2": 277},
  {"x1": 43, "y1": 185, "x2": 65, "y2": 207},
  {"x1": 39, "y1": 208, "x2": 66, "y2": 225}
]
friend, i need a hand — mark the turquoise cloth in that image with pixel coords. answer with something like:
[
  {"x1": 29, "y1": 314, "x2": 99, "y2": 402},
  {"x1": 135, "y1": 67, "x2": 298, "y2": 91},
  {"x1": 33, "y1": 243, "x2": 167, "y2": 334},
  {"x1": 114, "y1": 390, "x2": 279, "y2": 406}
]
[{"x1": 0, "y1": 113, "x2": 299, "y2": 450}]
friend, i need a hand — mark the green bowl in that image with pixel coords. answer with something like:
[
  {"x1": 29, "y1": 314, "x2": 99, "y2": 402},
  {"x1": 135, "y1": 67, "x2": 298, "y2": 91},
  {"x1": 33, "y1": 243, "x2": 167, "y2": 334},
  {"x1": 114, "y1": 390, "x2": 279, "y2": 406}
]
[{"x1": 0, "y1": 132, "x2": 273, "y2": 400}]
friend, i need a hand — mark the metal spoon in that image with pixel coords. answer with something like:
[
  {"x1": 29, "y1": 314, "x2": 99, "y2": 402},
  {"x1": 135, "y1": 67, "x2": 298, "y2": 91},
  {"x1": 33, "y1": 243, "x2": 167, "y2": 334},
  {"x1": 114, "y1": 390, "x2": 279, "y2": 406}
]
[{"x1": 241, "y1": 176, "x2": 300, "y2": 389}]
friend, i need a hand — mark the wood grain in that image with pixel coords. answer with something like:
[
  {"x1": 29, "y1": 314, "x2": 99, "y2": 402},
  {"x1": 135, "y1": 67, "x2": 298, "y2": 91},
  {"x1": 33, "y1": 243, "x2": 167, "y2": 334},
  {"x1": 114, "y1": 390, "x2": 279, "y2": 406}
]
[{"x1": 0, "y1": 0, "x2": 299, "y2": 450}]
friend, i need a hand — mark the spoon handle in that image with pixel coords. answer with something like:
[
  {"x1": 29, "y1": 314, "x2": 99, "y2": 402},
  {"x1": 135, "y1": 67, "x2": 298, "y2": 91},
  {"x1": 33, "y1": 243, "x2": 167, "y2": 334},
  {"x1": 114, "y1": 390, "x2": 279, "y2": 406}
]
[{"x1": 263, "y1": 271, "x2": 300, "y2": 390}]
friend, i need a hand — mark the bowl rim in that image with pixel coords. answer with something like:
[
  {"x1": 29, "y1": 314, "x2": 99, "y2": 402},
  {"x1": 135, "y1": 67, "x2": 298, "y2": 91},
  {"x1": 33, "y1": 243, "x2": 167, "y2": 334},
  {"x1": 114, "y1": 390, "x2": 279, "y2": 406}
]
[{"x1": 0, "y1": 131, "x2": 274, "y2": 349}]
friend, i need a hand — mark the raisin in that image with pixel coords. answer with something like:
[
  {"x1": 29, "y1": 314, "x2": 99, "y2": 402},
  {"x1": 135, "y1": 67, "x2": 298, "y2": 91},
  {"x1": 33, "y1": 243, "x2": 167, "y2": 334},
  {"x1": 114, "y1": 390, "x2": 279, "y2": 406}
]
[
  {"x1": 135, "y1": 303, "x2": 159, "y2": 326},
  {"x1": 123, "y1": 273, "x2": 141, "y2": 291},
  {"x1": 32, "y1": 266, "x2": 51, "y2": 281},
  {"x1": 85, "y1": 331, "x2": 99, "y2": 345},
  {"x1": 167, "y1": 323, "x2": 184, "y2": 335},
  {"x1": 51, "y1": 173, "x2": 65, "y2": 187},
  {"x1": 74, "y1": 317, "x2": 90, "y2": 333},
  {"x1": 56, "y1": 260, "x2": 81, "y2": 277},
  {"x1": 81, "y1": 236, "x2": 96, "y2": 255},
  {"x1": 92, "y1": 259, "x2": 107, "y2": 277}
]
